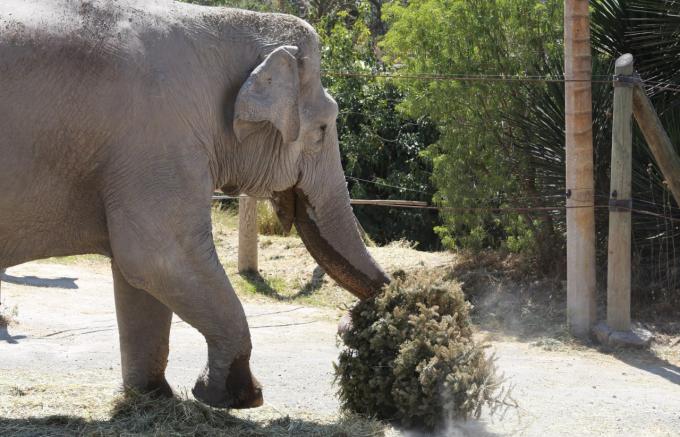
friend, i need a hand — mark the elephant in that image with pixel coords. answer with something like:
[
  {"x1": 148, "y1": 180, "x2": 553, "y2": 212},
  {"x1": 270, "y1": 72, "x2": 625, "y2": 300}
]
[{"x1": 0, "y1": 0, "x2": 389, "y2": 409}]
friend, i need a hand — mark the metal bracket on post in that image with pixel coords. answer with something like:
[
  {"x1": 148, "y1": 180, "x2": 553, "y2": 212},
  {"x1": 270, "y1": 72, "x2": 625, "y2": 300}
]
[
  {"x1": 613, "y1": 73, "x2": 641, "y2": 88},
  {"x1": 608, "y1": 198, "x2": 632, "y2": 212},
  {"x1": 608, "y1": 190, "x2": 632, "y2": 212}
]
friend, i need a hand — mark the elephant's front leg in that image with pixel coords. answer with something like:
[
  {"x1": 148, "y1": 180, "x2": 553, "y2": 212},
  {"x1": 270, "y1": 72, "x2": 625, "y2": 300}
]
[
  {"x1": 107, "y1": 205, "x2": 263, "y2": 409},
  {"x1": 112, "y1": 261, "x2": 173, "y2": 397}
]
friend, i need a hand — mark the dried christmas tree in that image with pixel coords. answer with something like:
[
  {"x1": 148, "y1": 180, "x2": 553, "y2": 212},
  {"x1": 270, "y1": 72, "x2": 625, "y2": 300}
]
[{"x1": 335, "y1": 271, "x2": 505, "y2": 430}]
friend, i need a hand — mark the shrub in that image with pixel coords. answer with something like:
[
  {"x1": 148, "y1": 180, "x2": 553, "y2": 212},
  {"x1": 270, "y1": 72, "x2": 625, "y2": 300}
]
[
  {"x1": 257, "y1": 201, "x2": 295, "y2": 236},
  {"x1": 335, "y1": 271, "x2": 505, "y2": 430}
]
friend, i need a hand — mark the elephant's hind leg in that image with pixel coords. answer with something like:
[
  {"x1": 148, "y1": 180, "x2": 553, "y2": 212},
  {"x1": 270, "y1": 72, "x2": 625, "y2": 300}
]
[{"x1": 112, "y1": 261, "x2": 173, "y2": 397}]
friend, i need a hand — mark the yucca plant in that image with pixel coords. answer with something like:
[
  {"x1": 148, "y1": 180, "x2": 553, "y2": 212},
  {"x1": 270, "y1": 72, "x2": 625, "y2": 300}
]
[
  {"x1": 592, "y1": 0, "x2": 680, "y2": 96},
  {"x1": 505, "y1": 0, "x2": 680, "y2": 303},
  {"x1": 504, "y1": 54, "x2": 615, "y2": 273},
  {"x1": 592, "y1": 0, "x2": 680, "y2": 302}
]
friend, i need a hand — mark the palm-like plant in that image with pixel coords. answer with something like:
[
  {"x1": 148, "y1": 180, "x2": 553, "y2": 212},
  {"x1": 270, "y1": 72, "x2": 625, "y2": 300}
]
[
  {"x1": 508, "y1": 0, "x2": 680, "y2": 303},
  {"x1": 592, "y1": 0, "x2": 680, "y2": 95},
  {"x1": 593, "y1": 0, "x2": 680, "y2": 302}
]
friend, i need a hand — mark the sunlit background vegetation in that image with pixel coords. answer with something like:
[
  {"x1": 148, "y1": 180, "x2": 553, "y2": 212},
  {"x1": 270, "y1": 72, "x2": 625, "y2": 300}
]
[{"x1": 188, "y1": 0, "x2": 680, "y2": 306}]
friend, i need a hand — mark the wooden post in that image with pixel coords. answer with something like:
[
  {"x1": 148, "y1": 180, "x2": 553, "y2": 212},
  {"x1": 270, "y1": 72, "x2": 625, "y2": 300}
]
[
  {"x1": 564, "y1": 0, "x2": 597, "y2": 337},
  {"x1": 633, "y1": 86, "x2": 680, "y2": 207},
  {"x1": 238, "y1": 197, "x2": 258, "y2": 273},
  {"x1": 607, "y1": 54, "x2": 634, "y2": 331}
]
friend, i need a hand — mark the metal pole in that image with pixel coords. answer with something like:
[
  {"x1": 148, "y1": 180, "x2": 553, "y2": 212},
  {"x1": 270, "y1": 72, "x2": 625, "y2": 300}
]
[
  {"x1": 238, "y1": 197, "x2": 259, "y2": 273},
  {"x1": 564, "y1": 0, "x2": 597, "y2": 337},
  {"x1": 607, "y1": 54, "x2": 634, "y2": 331}
]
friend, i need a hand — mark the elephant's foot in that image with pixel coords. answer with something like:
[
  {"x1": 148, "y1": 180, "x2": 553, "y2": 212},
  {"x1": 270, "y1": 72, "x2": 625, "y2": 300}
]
[
  {"x1": 123, "y1": 377, "x2": 175, "y2": 399},
  {"x1": 144, "y1": 378, "x2": 175, "y2": 399},
  {"x1": 192, "y1": 355, "x2": 263, "y2": 409}
]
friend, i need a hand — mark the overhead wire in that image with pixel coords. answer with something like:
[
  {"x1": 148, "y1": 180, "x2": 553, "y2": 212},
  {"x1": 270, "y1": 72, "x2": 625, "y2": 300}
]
[
  {"x1": 322, "y1": 70, "x2": 680, "y2": 93},
  {"x1": 322, "y1": 70, "x2": 616, "y2": 84}
]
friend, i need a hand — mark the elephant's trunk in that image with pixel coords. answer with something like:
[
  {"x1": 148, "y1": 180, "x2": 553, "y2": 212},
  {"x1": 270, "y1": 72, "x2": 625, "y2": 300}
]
[
  {"x1": 290, "y1": 188, "x2": 389, "y2": 300},
  {"x1": 270, "y1": 122, "x2": 389, "y2": 300}
]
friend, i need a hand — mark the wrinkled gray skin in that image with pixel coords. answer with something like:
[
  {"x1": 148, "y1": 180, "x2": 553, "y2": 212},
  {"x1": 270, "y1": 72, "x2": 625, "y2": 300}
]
[{"x1": 0, "y1": 0, "x2": 389, "y2": 409}]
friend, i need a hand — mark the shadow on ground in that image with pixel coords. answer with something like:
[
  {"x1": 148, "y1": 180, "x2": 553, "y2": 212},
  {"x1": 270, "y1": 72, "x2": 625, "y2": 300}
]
[
  {"x1": 605, "y1": 346, "x2": 680, "y2": 386},
  {"x1": 0, "y1": 416, "x2": 377, "y2": 437},
  {"x1": 0, "y1": 392, "x2": 387, "y2": 437},
  {"x1": 0, "y1": 326, "x2": 26, "y2": 344},
  {"x1": 239, "y1": 265, "x2": 325, "y2": 302},
  {"x1": 0, "y1": 272, "x2": 78, "y2": 289},
  {"x1": 0, "y1": 416, "x2": 505, "y2": 437}
]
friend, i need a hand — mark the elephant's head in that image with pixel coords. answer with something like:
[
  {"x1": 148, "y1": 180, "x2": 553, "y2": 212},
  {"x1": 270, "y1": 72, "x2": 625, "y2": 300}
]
[{"x1": 229, "y1": 40, "x2": 389, "y2": 300}]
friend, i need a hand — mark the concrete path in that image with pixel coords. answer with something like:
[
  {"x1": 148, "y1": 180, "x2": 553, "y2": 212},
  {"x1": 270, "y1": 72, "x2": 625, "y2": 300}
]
[{"x1": 1, "y1": 262, "x2": 679, "y2": 436}]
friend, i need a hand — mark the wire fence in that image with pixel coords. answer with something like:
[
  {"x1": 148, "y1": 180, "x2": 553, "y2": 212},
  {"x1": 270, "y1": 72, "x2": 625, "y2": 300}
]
[
  {"x1": 321, "y1": 70, "x2": 680, "y2": 93},
  {"x1": 213, "y1": 192, "x2": 680, "y2": 223}
]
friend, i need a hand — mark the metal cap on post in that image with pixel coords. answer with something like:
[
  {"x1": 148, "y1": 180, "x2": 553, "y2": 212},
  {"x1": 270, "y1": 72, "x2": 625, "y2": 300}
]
[{"x1": 238, "y1": 197, "x2": 258, "y2": 274}]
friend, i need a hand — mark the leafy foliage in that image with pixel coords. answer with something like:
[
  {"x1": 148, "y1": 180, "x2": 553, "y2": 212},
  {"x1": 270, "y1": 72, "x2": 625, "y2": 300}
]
[
  {"x1": 319, "y1": 11, "x2": 440, "y2": 248},
  {"x1": 183, "y1": 0, "x2": 680, "y2": 299},
  {"x1": 381, "y1": 0, "x2": 564, "y2": 254},
  {"x1": 335, "y1": 271, "x2": 501, "y2": 429}
]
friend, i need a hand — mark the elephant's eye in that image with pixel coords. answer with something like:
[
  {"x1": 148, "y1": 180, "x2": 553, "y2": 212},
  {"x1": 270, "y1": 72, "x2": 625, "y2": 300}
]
[{"x1": 320, "y1": 124, "x2": 327, "y2": 140}]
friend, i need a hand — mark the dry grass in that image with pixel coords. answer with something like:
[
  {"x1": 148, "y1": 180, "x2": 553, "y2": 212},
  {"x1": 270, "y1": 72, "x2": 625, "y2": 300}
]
[
  {"x1": 257, "y1": 201, "x2": 297, "y2": 236},
  {"x1": 0, "y1": 305, "x2": 17, "y2": 328},
  {"x1": 0, "y1": 387, "x2": 388, "y2": 437},
  {"x1": 207, "y1": 208, "x2": 456, "y2": 309},
  {"x1": 448, "y1": 251, "x2": 570, "y2": 342}
]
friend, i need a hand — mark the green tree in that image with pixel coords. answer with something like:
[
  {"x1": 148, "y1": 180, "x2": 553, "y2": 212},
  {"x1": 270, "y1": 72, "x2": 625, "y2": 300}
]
[
  {"x1": 319, "y1": 11, "x2": 440, "y2": 247},
  {"x1": 382, "y1": 0, "x2": 563, "y2": 252}
]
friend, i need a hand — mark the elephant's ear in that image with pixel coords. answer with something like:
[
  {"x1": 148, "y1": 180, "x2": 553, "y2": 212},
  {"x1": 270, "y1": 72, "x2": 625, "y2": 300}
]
[{"x1": 234, "y1": 46, "x2": 300, "y2": 144}]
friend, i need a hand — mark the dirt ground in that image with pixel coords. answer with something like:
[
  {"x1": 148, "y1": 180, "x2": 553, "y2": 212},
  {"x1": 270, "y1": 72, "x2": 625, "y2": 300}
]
[
  {"x1": 1, "y1": 248, "x2": 680, "y2": 435},
  {"x1": 0, "y1": 214, "x2": 680, "y2": 437}
]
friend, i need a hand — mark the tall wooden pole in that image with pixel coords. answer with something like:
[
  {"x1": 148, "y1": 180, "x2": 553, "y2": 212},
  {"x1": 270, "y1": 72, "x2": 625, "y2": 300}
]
[
  {"x1": 607, "y1": 54, "x2": 634, "y2": 331},
  {"x1": 238, "y1": 197, "x2": 259, "y2": 273},
  {"x1": 564, "y1": 0, "x2": 596, "y2": 337}
]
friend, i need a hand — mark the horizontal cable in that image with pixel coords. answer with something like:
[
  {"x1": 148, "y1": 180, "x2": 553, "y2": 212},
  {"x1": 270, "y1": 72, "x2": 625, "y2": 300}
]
[
  {"x1": 347, "y1": 200, "x2": 680, "y2": 223},
  {"x1": 323, "y1": 70, "x2": 680, "y2": 93},
  {"x1": 322, "y1": 70, "x2": 615, "y2": 84},
  {"x1": 345, "y1": 175, "x2": 433, "y2": 195},
  {"x1": 212, "y1": 194, "x2": 680, "y2": 223}
]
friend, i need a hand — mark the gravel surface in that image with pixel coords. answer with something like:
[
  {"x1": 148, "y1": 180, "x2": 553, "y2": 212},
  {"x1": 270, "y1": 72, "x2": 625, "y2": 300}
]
[{"x1": 1, "y1": 261, "x2": 679, "y2": 436}]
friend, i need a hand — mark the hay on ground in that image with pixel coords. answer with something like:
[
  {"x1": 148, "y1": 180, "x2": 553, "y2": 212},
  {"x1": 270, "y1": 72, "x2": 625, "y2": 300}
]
[{"x1": 0, "y1": 390, "x2": 388, "y2": 437}]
